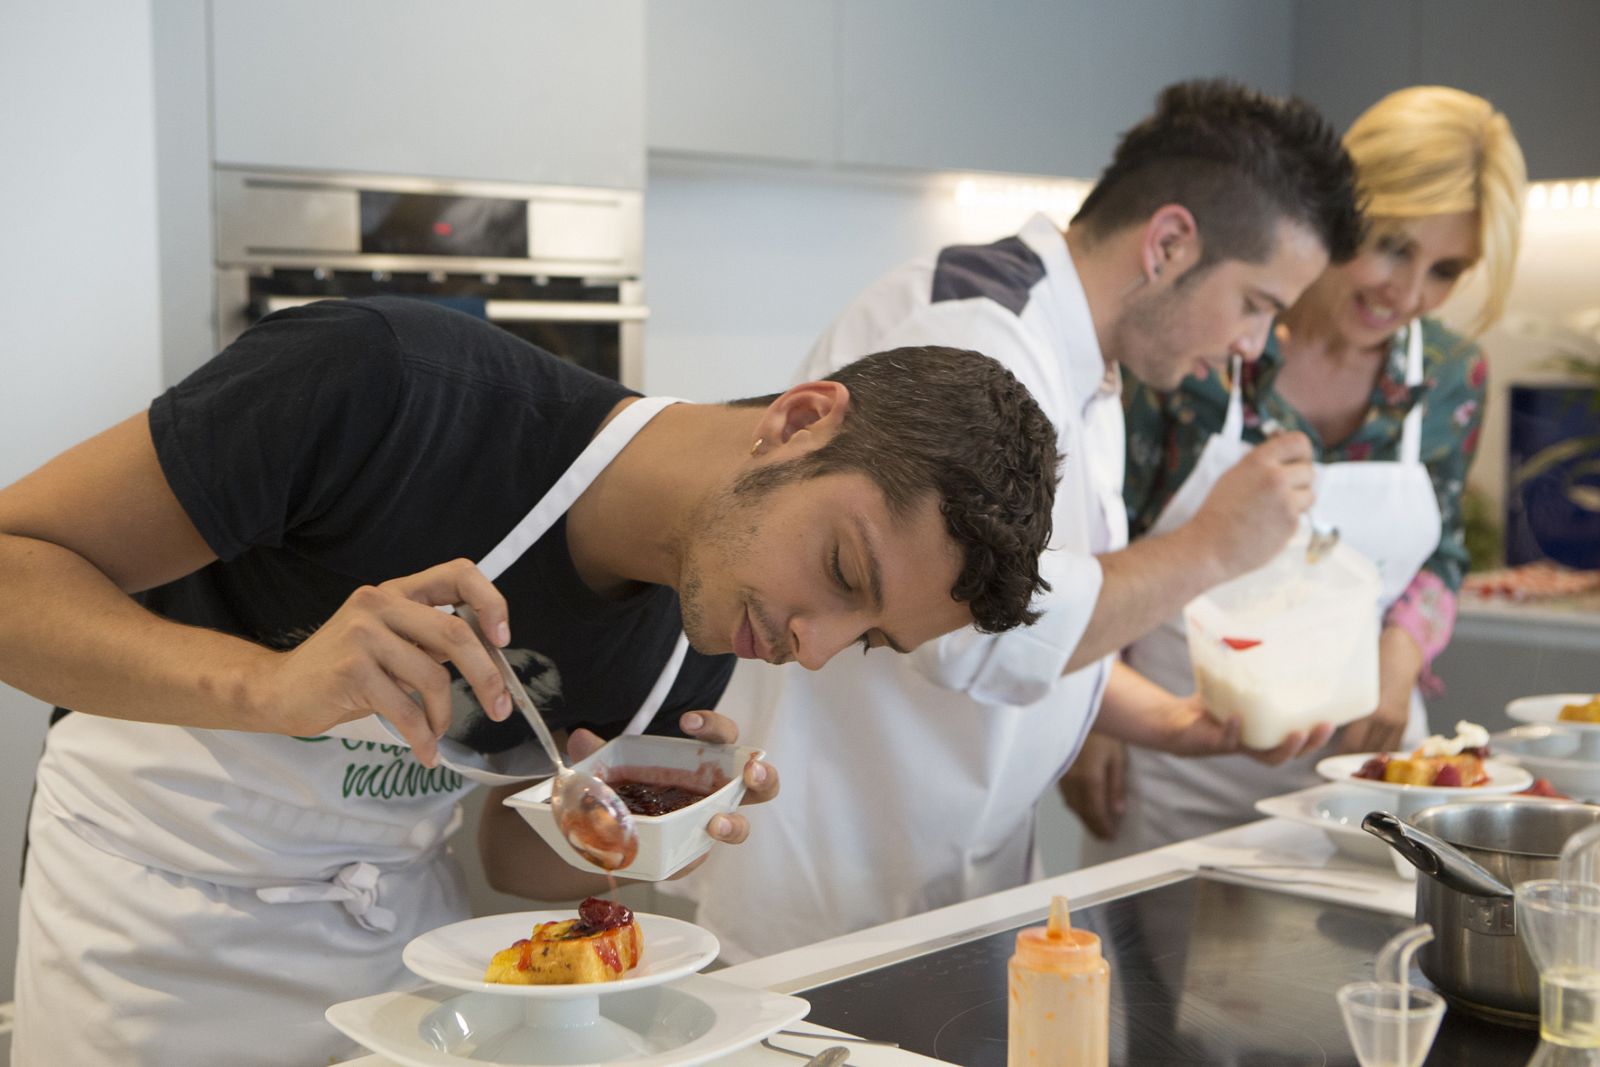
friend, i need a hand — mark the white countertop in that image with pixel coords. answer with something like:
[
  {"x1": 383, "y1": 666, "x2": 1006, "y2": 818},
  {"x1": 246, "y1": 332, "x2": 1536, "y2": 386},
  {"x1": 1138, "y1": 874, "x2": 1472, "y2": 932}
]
[
  {"x1": 334, "y1": 804, "x2": 1413, "y2": 1066},
  {"x1": 1457, "y1": 593, "x2": 1600, "y2": 642},
  {"x1": 714, "y1": 811, "x2": 1412, "y2": 996}
]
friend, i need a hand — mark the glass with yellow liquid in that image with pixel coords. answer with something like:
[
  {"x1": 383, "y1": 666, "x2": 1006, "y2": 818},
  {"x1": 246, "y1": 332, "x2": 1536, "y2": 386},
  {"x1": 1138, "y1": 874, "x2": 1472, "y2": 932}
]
[{"x1": 1518, "y1": 879, "x2": 1600, "y2": 1066}]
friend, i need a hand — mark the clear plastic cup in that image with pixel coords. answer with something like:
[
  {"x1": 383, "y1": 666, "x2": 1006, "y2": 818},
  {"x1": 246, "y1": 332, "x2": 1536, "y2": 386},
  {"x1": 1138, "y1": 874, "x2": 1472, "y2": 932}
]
[
  {"x1": 1337, "y1": 981, "x2": 1447, "y2": 1067},
  {"x1": 1516, "y1": 880, "x2": 1600, "y2": 1048}
]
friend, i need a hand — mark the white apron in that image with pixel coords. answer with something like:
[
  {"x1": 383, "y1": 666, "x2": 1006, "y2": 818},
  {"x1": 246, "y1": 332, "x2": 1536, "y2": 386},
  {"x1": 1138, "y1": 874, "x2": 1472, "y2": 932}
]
[
  {"x1": 1089, "y1": 323, "x2": 1441, "y2": 860},
  {"x1": 13, "y1": 396, "x2": 687, "y2": 1067}
]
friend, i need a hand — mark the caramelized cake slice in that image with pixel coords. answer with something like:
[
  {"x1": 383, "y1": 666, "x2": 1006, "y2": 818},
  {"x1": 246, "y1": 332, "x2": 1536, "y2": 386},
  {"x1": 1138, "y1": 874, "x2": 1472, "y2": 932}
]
[{"x1": 485, "y1": 897, "x2": 643, "y2": 985}]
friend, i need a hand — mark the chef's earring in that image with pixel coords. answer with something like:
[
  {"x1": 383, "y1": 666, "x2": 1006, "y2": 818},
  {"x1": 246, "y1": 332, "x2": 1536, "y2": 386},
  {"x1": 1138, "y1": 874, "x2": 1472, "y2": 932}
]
[{"x1": 749, "y1": 437, "x2": 764, "y2": 456}]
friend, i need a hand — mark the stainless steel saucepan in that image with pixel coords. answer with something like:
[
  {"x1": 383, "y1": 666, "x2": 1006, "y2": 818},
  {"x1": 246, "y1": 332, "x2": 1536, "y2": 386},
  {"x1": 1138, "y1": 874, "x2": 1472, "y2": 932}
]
[{"x1": 1363, "y1": 799, "x2": 1600, "y2": 1024}]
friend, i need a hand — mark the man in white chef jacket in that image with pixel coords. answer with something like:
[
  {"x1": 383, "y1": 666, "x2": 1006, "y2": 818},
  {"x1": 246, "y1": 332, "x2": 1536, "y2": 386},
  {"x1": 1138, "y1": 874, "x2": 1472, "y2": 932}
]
[{"x1": 674, "y1": 80, "x2": 1366, "y2": 962}]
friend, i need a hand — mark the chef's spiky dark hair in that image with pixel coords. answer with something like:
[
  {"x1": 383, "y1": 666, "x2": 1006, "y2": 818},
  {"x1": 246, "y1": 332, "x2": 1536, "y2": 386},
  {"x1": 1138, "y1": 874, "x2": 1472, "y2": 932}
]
[{"x1": 1074, "y1": 78, "x2": 1363, "y2": 271}]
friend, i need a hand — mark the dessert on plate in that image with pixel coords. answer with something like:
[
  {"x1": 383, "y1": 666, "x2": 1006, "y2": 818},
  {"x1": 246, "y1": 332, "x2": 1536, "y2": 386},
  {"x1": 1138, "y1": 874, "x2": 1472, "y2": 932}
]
[
  {"x1": 1558, "y1": 695, "x2": 1600, "y2": 724},
  {"x1": 1353, "y1": 721, "x2": 1492, "y2": 788},
  {"x1": 484, "y1": 896, "x2": 643, "y2": 985}
]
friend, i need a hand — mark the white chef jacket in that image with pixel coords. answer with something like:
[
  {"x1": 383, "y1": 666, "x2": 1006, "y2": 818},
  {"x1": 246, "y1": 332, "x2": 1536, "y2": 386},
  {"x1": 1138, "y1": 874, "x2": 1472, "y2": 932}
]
[{"x1": 668, "y1": 214, "x2": 1125, "y2": 962}]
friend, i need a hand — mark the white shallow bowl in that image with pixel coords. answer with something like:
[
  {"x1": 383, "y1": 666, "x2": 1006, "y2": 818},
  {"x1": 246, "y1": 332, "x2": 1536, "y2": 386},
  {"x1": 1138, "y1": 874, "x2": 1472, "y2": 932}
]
[
  {"x1": 505, "y1": 734, "x2": 762, "y2": 881},
  {"x1": 1507, "y1": 693, "x2": 1600, "y2": 730},
  {"x1": 327, "y1": 974, "x2": 808, "y2": 1067},
  {"x1": 1315, "y1": 752, "x2": 1533, "y2": 819},
  {"x1": 1254, "y1": 783, "x2": 1396, "y2": 865},
  {"x1": 403, "y1": 911, "x2": 719, "y2": 997},
  {"x1": 1493, "y1": 725, "x2": 1600, "y2": 801}
]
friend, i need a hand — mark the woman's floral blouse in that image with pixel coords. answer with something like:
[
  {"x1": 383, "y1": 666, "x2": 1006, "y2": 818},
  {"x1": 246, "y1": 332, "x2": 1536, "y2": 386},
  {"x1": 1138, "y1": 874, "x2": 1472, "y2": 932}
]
[{"x1": 1122, "y1": 317, "x2": 1488, "y2": 679}]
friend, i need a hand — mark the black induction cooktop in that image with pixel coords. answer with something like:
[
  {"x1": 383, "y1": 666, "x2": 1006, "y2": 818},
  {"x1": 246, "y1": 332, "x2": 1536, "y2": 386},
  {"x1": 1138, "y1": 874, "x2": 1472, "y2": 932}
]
[{"x1": 798, "y1": 875, "x2": 1537, "y2": 1067}]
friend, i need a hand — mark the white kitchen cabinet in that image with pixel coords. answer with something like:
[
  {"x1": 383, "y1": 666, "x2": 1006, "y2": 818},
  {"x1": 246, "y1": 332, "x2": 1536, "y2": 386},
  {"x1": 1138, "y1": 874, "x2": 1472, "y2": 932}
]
[
  {"x1": 834, "y1": 0, "x2": 1294, "y2": 177},
  {"x1": 1292, "y1": 0, "x2": 1600, "y2": 181},
  {"x1": 1289, "y1": 0, "x2": 1413, "y2": 137},
  {"x1": 649, "y1": 0, "x2": 1294, "y2": 178},
  {"x1": 646, "y1": 0, "x2": 835, "y2": 165},
  {"x1": 210, "y1": 0, "x2": 645, "y2": 188},
  {"x1": 1415, "y1": 0, "x2": 1600, "y2": 181}
]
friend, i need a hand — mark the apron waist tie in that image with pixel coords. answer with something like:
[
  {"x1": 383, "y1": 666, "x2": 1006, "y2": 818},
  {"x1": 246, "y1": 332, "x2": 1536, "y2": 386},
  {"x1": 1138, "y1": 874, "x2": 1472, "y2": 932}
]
[{"x1": 256, "y1": 861, "x2": 398, "y2": 933}]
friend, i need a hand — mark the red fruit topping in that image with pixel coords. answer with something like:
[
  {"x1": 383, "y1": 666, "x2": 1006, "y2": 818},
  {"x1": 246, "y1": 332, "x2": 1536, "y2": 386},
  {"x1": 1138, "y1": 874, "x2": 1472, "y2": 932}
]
[
  {"x1": 1354, "y1": 754, "x2": 1390, "y2": 780},
  {"x1": 1521, "y1": 778, "x2": 1566, "y2": 798},
  {"x1": 1222, "y1": 637, "x2": 1263, "y2": 651},
  {"x1": 1432, "y1": 764, "x2": 1463, "y2": 788},
  {"x1": 1462, "y1": 745, "x2": 1491, "y2": 759},
  {"x1": 576, "y1": 896, "x2": 633, "y2": 932}
]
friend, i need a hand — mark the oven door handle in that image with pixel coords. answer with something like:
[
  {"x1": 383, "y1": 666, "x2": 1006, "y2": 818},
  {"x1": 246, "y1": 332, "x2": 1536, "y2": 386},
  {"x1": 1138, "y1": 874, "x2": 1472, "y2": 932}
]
[
  {"x1": 258, "y1": 295, "x2": 647, "y2": 323},
  {"x1": 485, "y1": 300, "x2": 647, "y2": 323}
]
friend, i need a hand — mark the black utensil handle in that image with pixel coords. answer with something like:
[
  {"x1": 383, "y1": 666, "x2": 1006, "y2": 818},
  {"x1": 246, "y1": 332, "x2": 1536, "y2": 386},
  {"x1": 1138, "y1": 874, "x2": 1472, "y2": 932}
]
[{"x1": 1361, "y1": 810, "x2": 1514, "y2": 900}]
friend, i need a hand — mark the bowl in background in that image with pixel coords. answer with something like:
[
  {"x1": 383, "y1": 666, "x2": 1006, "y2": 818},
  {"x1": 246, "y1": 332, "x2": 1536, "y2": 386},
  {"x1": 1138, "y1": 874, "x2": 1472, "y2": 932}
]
[
  {"x1": 505, "y1": 734, "x2": 761, "y2": 882},
  {"x1": 1254, "y1": 783, "x2": 1396, "y2": 865},
  {"x1": 1494, "y1": 724, "x2": 1600, "y2": 801}
]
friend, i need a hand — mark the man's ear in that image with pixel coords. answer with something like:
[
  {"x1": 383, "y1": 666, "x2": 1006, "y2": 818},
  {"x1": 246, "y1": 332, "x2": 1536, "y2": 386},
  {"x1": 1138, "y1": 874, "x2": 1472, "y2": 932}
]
[
  {"x1": 1141, "y1": 204, "x2": 1200, "y2": 282},
  {"x1": 754, "y1": 380, "x2": 850, "y2": 456}
]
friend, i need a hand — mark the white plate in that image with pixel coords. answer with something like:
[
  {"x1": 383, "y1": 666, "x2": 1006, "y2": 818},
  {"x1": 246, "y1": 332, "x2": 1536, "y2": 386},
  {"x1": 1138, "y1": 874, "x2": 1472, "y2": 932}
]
[
  {"x1": 1254, "y1": 783, "x2": 1395, "y2": 865},
  {"x1": 1314, "y1": 752, "x2": 1532, "y2": 818},
  {"x1": 326, "y1": 975, "x2": 808, "y2": 1067},
  {"x1": 1494, "y1": 725, "x2": 1600, "y2": 800},
  {"x1": 1508, "y1": 694, "x2": 1600, "y2": 730},
  {"x1": 403, "y1": 911, "x2": 718, "y2": 997}
]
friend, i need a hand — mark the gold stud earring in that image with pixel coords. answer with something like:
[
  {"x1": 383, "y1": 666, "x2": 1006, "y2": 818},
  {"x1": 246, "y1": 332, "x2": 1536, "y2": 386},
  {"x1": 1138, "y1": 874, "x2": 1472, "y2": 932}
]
[{"x1": 749, "y1": 437, "x2": 764, "y2": 456}]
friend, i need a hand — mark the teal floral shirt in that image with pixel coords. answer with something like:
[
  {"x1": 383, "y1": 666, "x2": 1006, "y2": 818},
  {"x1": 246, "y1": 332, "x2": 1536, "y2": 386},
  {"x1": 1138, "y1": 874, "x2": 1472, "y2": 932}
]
[{"x1": 1123, "y1": 317, "x2": 1488, "y2": 673}]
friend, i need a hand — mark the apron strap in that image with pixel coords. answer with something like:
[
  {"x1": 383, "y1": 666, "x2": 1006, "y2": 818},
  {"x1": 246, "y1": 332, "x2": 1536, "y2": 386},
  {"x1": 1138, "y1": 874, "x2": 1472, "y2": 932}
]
[
  {"x1": 478, "y1": 393, "x2": 691, "y2": 739},
  {"x1": 477, "y1": 395, "x2": 685, "y2": 582},
  {"x1": 1399, "y1": 320, "x2": 1425, "y2": 465},
  {"x1": 256, "y1": 861, "x2": 398, "y2": 933},
  {"x1": 623, "y1": 633, "x2": 691, "y2": 736},
  {"x1": 1221, "y1": 354, "x2": 1246, "y2": 443},
  {"x1": 430, "y1": 394, "x2": 694, "y2": 784}
]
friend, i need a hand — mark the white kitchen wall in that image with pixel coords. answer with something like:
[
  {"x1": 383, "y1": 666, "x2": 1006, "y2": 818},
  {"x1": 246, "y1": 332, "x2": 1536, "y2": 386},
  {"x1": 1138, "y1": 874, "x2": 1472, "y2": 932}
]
[
  {"x1": 641, "y1": 156, "x2": 1089, "y2": 400},
  {"x1": 0, "y1": 0, "x2": 165, "y2": 1009}
]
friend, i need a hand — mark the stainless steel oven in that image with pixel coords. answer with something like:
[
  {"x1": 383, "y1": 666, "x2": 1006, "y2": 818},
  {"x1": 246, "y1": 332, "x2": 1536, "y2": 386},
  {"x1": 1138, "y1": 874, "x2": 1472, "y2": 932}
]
[{"x1": 214, "y1": 167, "x2": 646, "y2": 387}]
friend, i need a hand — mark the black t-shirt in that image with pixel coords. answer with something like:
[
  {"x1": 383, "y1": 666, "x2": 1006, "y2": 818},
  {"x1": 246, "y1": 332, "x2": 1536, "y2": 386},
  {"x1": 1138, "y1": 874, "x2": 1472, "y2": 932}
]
[{"x1": 136, "y1": 296, "x2": 732, "y2": 749}]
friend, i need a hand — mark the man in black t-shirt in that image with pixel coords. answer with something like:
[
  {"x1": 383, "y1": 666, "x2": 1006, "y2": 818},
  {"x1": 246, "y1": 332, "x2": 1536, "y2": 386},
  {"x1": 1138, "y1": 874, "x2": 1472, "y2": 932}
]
[{"x1": 1, "y1": 297, "x2": 1058, "y2": 1066}]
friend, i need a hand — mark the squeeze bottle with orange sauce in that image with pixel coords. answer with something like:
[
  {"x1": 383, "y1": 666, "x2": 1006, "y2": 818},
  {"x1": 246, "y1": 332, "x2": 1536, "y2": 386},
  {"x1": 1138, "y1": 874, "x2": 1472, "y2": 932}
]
[{"x1": 1007, "y1": 895, "x2": 1109, "y2": 1066}]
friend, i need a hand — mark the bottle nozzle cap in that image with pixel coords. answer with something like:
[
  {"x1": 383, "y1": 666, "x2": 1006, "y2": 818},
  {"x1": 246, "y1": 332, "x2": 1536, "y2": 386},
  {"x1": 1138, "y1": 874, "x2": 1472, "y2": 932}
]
[
  {"x1": 1046, "y1": 895, "x2": 1071, "y2": 938},
  {"x1": 1014, "y1": 924, "x2": 1102, "y2": 971}
]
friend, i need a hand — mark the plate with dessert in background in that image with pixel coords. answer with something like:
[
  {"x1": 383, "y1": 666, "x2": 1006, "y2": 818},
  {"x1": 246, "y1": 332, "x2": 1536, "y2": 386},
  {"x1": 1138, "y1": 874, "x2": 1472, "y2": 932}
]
[{"x1": 1316, "y1": 720, "x2": 1532, "y2": 818}]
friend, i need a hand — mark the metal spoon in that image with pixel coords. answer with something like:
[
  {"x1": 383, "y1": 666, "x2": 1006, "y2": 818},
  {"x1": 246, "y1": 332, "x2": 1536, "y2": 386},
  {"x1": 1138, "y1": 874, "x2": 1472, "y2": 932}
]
[
  {"x1": 1260, "y1": 416, "x2": 1340, "y2": 563},
  {"x1": 760, "y1": 1041, "x2": 852, "y2": 1066},
  {"x1": 456, "y1": 603, "x2": 639, "y2": 870}
]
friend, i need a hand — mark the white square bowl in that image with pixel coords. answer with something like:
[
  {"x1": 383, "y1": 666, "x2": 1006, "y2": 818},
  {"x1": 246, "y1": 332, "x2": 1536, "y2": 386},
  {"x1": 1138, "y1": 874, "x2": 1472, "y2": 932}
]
[
  {"x1": 1493, "y1": 724, "x2": 1600, "y2": 801},
  {"x1": 503, "y1": 734, "x2": 762, "y2": 882}
]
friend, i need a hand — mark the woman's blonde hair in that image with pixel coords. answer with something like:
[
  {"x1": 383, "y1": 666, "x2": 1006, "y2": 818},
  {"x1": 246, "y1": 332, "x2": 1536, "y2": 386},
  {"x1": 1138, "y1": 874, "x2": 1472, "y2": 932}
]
[{"x1": 1343, "y1": 85, "x2": 1527, "y2": 335}]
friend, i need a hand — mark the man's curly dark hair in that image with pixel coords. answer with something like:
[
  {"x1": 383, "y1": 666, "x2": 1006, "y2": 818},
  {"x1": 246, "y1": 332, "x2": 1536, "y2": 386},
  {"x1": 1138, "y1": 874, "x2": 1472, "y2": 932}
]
[
  {"x1": 1074, "y1": 78, "x2": 1364, "y2": 269},
  {"x1": 731, "y1": 346, "x2": 1059, "y2": 633}
]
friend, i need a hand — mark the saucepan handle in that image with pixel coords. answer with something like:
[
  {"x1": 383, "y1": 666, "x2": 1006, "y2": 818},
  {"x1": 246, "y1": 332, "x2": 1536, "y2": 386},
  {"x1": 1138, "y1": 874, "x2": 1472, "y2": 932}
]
[{"x1": 1362, "y1": 811, "x2": 1515, "y2": 900}]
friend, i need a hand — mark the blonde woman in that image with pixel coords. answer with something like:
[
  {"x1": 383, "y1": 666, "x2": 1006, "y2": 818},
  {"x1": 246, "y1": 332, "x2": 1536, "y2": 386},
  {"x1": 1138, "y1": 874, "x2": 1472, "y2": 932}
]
[{"x1": 1067, "y1": 86, "x2": 1528, "y2": 855}]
